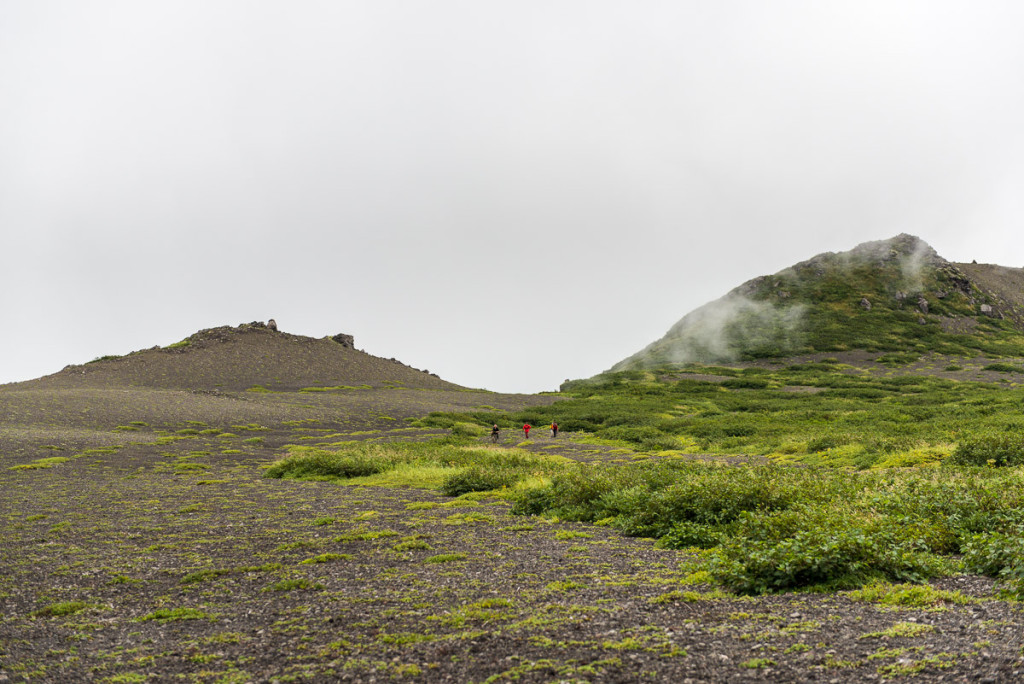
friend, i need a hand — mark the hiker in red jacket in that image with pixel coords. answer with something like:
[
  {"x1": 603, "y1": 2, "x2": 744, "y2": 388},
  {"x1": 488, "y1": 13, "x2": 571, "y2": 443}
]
[
  {"x1": 523, "y1": 423, "x2": 531, "y2": 439},
  {"x1": 550, "y1": 421, "x2": 559, "y2": 438}
]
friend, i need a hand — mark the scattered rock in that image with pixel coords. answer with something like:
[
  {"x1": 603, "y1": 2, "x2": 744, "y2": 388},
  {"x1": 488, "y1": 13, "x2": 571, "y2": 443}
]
[
  {"x1": 917, "y1": 297, "x2": 929, "y2": 314},
  {"x1": 332, "y1": 333, "x2": 355, "y2": 348},
  {"x1": 860, "y1": 298, "x2": 872, "y2": 311},
  {"x1": 267, "y1": 319, "x2": 277, "y2": 331}
]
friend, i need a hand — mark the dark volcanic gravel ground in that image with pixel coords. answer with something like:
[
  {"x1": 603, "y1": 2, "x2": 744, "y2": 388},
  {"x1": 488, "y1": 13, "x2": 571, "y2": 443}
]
[{"x1": 1, "y1": 388, "x2": 1023, "y2": 683}]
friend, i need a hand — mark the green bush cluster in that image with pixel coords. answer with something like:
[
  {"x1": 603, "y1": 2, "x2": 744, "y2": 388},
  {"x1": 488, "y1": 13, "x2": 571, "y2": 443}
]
[
  {"x1": 511, "y1": 460, "x2": 1024, "y2": 595},
  {"x1": 982, "y1": 363, "x2": 1024, "y2": 373},
  {"x1": 488, "y1": 360, "x2": 1024, "y2": 467},
  {"x1": 440, "y1": 467, "x2": 518, "y2": 496},
  {"x1": 512, "y1": 461, "x2": 840, "y2": 538},
  {"x1": 264, "y1": 440, "x2": 562, "y2": 495},
  {"x1": 264, "y1": 451, "x2": 386, "y2": 479},
  {"x1": 421, "y1": 349, "x2": 1024, "y2": 595},
  {"x1": 963, "y1": 521, "x2": 1024, "y2": 599},
  {"x1": 947, "y1": 433, "x2": 1024, "y2": 467},
  {"x1": 721, "y1": 377, "x2": 771, "y2": 389},
  {"x1": 710, "y1": 506, "x2": 944, "y2": 594},
  {"x1": 596, "y1": 425, "x2": 678, "y2": 451}
]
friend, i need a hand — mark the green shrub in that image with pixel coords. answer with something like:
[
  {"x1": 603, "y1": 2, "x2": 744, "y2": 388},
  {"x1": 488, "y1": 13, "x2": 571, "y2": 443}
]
[
  {"x1": 440, "y1": 467, "x2": 517, "y2": 496},
  {"x1": 847, "y1": 581, "x2": 972, "y2": 607},
  {"x1": 982, "y1": 363, "x2": 1023, "y2": 373},
  {"x1": 511, "y1": 486, "x2": 558, "y2": 516},
  {"x1": 413, "y1": 413, "x2": 463, "y2": 429},
  {"x1": 266, "y1": 578, "x2": 324, "y2": 591},
  {"x1": 685, "y1": 425, "x2": 726, "y2": 441},
  {"x1": 656, "y1": 520, "x2": 727, "y2": 549},
  {"x1": 137, "y1": 607, "x2": 214, "y2": 622},
  {"x1": 425, "y1": 553, "x2": 467, "y2": 563},
  {"x1": 709, "y1": 506, "x2": 944, "y2": 594},
  {"x1": 722, "y1": 378, "x2": 771, "y2": 389},
  {"x1": 638, "y1": 435, "x2": 680, "y2": 452},
  {"x1": 962, "y1": 526, "x2": 1024, "y2": 599},
  {"x1": 508, "y1": 459, "x2": 1024, "y2": 596},
  {"x1": 265, "y1": 442, "x2": 563, "y2": 492},
  {"x1": 32, "y1": 601, "x2": 90, "y2": 618},
  {"x1": 451, "y1": 422, "x2": 486, "y2": 438},
  {"x1": 512, "y1": 461, "x2": 839, "y2": 538},
  {"x1": 948, "y1": 433, "x2": 1024, "y2": 467},
  {"x1": 598, "y1": 426, "x2": 665, "y2": 445},
  {"x1": 299, "y1": 553, "x2": 350, "y2": 564},
  {"x1": 264, "y1": 452, "x2": 386, "y2": 479},
  {"x1": 802, "y1": 432, "x2": 851, "y2": 454},
  {"x1": 876, "y1": 353, "x2": 920, "y2": 367},
  {"x1": 607, "y1": 466, "x2": 812, "y2": 538}
]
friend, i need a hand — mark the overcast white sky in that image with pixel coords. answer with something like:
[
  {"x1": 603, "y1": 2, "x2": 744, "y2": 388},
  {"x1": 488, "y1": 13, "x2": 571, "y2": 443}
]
[{"x1": 3, "y1": 1, "x2": 1024, "y2": 393}]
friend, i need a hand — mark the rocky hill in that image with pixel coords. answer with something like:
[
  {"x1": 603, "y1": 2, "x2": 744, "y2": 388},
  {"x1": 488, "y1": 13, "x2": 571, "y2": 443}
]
[
  {"x1": 613, "y1": 234, "x2": 1024, "y2": 371},
  {"x1": 15, "y1": 321, "x2": 463, "y2": 392}
]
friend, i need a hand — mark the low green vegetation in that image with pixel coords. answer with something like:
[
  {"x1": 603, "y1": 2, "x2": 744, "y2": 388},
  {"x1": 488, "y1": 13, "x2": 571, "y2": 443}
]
[
  {"x1": 264, "y1": 441, "x2": 564, "y2": 494},
  {"x1": 32, "y1": 601, "x2": 91, "y2": 618},
  {"x1": 511, "y1": 459, "x2": 1024, "y2": 595},
  {"x1": 299, "y1": 385, "x2": 372, "y2": 392},
  {"x1": 180, "y1": 563, "x2": 282, "y2": 584},
  {"x1": 846, "y1": 581, "x2": 973, "y2": 608},
  {"x1": 9, "y1": 456, "x2": 70, "y2": 471},
  {"x1": 424, "y1": 553, "x2": 467, "y2": 564},
  {"x1": 512, "y1": 364, "x2": 1024, "y2": 467},
  {"x1": 265, "y1": 578, "x2": 324, "y2": 592},
  {"x1": 860, "y1": 622, "x2": 936, "y2": 639},
  {"x1": 948, "y1": 433, "x2": 1024, "y2": 467},
  {"x1": 256, "y1": 345, "x2": 1024, "y2": 603},
  {"x1": 299, "y1": 553, "x2": 351, "y2": 564},
  {"x1": 740, "y1": 658, "x2": 775, "y2": 669},
  {"x1": 136, "y1": 607, "x2": 215, "y2": 622},
  {"x1": 982, "y1": 362, "x2": 1023, "y2": 373}
]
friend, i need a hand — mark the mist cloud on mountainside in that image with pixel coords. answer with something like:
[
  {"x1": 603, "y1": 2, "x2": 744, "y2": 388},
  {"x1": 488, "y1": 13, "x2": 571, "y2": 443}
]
[
  {"x1": 640, "y1": 235, "x2": 951, "y2": 369},
  {"x1": 899, "y1": 240, "x2": 940, "y2": 295},
  {"x1": 833, "y1": 234, "x2": 940, "y2": 295},
  {"x1": 655, "y1": 295, "x2": 807, "y2": 366}
]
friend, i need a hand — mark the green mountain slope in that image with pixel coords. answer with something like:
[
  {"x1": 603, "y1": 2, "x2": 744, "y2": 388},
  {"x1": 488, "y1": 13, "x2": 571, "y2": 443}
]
[{"x1": 613, "y1": 234, "x2": 1024, "y2": 371}]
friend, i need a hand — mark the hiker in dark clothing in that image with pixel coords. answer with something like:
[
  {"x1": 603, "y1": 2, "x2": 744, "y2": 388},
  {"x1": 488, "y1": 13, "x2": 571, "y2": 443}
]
[
  {"x1": 550, "y1": 421, "x2": 559, "y2": 438},
  {"x1": 491, "y1": 424, "x2": 500, "y2": 443}
]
